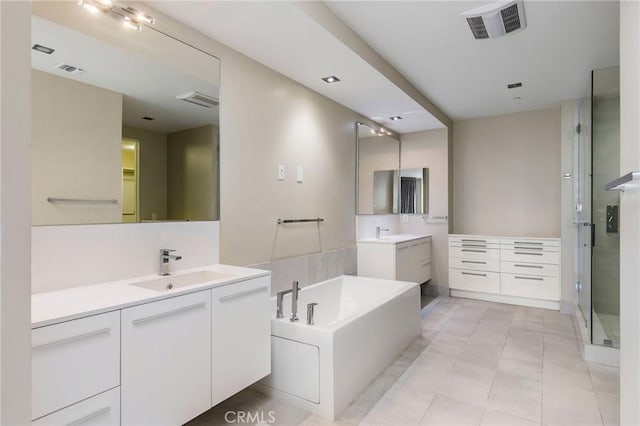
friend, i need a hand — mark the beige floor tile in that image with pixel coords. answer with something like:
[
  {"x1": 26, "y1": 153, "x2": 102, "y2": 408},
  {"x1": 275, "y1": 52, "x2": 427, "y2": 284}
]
[
  {"x1": 425, "y1": 332, "x2": 467, "y2": 357},
  {"x1": 398, "y1": 351, "x2": 455, "y2": 391},
  {"x1": 588, "y1": 363, "x2": 620, "y2": 395},
  {"x1": 483, "y1": 307, "x2": 515, "y2": 323},
  {"x1": 480, "y1": 409, "x2": 541, "y2": 426},
  {"x1": 297, "y1": 414, "x2": 355, "y2": 426},
  {"x1": 544, "y1": 317, "x2": 577, "y2": 338},
  {"x1": 595, "y1": 392, "x2": 619, "y2": 426},
  {"x1": 420, "y1": 395, "x2": 484, "y2": 426},
  {"x1": 543, "y1": 360, "x2": 593, "y2": 390},
  {"x1": 542, "y1": 382, "x2": 602, "y2": 426},
  {"x1": 437, "y1": 361, "x2": 497, "y2": 405},
  {"x1": 511, "y1": 319, "x2": 544, "y2": 332},
  {"x1": 498, "y1": 353, "x2": 542, "y2": 382},
  {"x1": 336, "y1": 397, "x2": 378, "y2": 425},
  {"x1": 486, "y1": 371, "x2": 542, "y2": 422},
  {"x1": 441, "y1": 317, "x2": 479, "y2": 337},
  {"x1": 458, "y1": 340, "x2": 504, "y2": 370},
  {"x1": 360, "y1": 386, "x2": 433, "y2": 426},
  {"x1": 469, "y1": 323, "x2": 510, "y2": 345},
  {"x1": 259, "y1": 398, "x2": 310, "y2": 426},
  {"x1": 502, "y1": 340, "x2": 543, "y2": 364}
]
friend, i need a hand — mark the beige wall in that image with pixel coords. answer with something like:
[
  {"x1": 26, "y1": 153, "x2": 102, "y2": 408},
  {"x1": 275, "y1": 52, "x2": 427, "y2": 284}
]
[
  {"x1": 122, "y1": 126, "x2": 168, "y2": 220},
  {"x1": 167, "y1": 124, "x2": 218, "y2": 221},
  {"x1": 619, "y1": 1, "x2": 640, "y2": 423},
  {"x1": 452, "y1": 108, "x2": 561, "y2": 237},
  {"x1": 32, "y1": 70, "x2": 122, "y2": 225},
  {"x1": 0, "y1": 1, "x2": 32, "y2": 423}
]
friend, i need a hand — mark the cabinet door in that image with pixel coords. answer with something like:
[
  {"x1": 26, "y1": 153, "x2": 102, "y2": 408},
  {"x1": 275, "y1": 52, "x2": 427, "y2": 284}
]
[
  {"x1": 121, "y1": 291, "x2": 211, "y2": 426},
  {"x1": 211, "y1": 276, "x2": 271, "y2": 406},
  {"x1": 32, "y1": 311, "x2": 120, "y2": 420},
  {"x1": 33, "y1": 387, "x2": 120, "y2": 426},
  {"x1": 395, "y1": 245, "x2": 413, "y2": 282}
]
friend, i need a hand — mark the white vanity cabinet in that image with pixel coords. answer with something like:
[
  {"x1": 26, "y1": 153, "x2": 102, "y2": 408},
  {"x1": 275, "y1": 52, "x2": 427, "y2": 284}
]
[
  {"x1": 121, "y1": 290, "x2": 212, "y2": 426},
  {"x1": 31, "y1": 311, "x2": 120, "y2": 421},
  {"x1": 449, "y1": 235, "x2": 561, "y2": 309},
  {"x1": 211, "y1": 276, "x2": 271, "y2": 406},
  {"x1": 32, "y1": 387, "x2": 120, "y2": 426},
  {"x1": 357, "y1": 235, "x2": 432, "y2": 283}
]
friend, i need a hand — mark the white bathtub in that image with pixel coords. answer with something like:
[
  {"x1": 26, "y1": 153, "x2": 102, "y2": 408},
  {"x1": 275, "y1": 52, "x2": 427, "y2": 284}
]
[{"x1": 256, "y1": 275, "x2": 421, "y2": 420}]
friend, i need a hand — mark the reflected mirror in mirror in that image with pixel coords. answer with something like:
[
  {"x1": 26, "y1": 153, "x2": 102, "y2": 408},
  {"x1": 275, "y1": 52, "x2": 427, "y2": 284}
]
[
  {"x1": 357, "y1": 123, "x2": 400, "y2": 214},
  {"x1": 400, "y1": 168, "x2": 429, "y2": 214},
  {"x1": 31, "y1": 2, "x2": 220, "y2": 226}
]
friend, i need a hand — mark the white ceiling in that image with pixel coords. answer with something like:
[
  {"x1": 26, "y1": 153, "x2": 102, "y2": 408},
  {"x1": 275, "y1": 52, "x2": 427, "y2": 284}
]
[
  {"x1": 150, "y1": 1, "x2": 619, "y2": 131},
  {"x1": 31, "y1": 15, "x2": 219, "y2": 134}
]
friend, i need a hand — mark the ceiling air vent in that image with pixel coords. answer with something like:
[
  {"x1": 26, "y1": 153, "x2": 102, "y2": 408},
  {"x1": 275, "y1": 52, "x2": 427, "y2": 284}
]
[
  {"x1": 462, "y1": 1, "x2": 526, "y2": 39},
  {"x1": 176, "y1": 91, "x2": 219, "y2": 108},
  {"x1": 55, "y1": 63, "x2": 85, "y2": 74}
]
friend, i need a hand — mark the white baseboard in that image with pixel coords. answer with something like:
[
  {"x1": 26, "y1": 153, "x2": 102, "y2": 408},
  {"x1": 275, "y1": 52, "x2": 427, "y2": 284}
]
[{"x1": 450, "y1": 290, "x2": 560, "y2": 310}]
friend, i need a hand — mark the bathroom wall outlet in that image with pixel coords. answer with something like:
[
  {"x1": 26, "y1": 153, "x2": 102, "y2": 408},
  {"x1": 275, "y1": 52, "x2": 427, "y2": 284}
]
[
  {"x1": 296, "y1": 166, "x2": 303, "y2": 183},
  {"x1": 278, "y1": 165, "x2": 285, "y2": 181},
  {"x1": 402, "y1": 214, "x2": 409, "y2": 223}
]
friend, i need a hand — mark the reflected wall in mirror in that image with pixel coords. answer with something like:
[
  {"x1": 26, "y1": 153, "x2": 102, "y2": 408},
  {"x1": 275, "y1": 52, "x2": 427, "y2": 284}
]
[
  {"x1": 357, "y1": 123, "x2": 400, "y2": 214},
  {"x1": 31, "y1": 2, "x2": 220, "y2": 225},
  {"x1": 400, "y1": 168, "x2": 429, "y2": 214}
]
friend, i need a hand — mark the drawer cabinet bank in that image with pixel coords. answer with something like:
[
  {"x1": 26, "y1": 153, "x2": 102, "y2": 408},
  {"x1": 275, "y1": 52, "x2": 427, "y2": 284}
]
[
  {"x1": 449, "y1": 234, "x2": 561, "y2": 309},
  {"x1": 31, "y1": 265, "x2": 270, "y2": 426}
]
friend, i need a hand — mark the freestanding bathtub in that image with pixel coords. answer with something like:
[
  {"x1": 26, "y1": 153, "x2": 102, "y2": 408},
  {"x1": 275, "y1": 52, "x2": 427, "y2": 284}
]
[{"x1": 256, "y1": 275, "x2": 421, "y2": 420}]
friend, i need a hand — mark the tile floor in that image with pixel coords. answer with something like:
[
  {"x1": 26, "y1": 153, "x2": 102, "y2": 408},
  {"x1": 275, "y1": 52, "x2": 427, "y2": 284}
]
[{"x1": 188, "y1": 297, "x2": 620, "y2": 426}]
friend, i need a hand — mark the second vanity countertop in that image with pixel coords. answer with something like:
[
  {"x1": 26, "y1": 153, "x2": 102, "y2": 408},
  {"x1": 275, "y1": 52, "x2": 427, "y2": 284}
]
[
  {"x1": 32, "y1": 264, "x2": 270, "y2": 329},
  {"x1": 357, "y1": 234, "x2": 432, "y2": 245}
]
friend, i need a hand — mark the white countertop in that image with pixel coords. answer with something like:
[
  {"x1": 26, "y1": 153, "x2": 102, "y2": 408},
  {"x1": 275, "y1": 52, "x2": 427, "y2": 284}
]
[
  {"x1": 31, "y1": 264, "x2": 270, "y2": 328},
  {"x1": 357, "y1": 234, "x2": 432, "y2": 244}
]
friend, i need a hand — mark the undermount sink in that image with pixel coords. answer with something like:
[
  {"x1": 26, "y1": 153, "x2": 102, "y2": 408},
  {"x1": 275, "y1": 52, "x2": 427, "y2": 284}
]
[{"x1": 130, "y1": 270, "x2": 234, "y2": 292}]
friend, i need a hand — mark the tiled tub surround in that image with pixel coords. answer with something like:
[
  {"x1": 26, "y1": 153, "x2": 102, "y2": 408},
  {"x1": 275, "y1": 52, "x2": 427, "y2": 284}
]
[
  {"x1": 250, "y1": 246, "x2": 357, "y2": 296},
  {"x1": 188, "y1": 297, "x2": 619, "y2": 426}
]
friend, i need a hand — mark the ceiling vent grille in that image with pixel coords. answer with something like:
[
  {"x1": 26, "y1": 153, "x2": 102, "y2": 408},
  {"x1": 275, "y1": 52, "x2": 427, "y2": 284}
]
[
  {"x1": 55, "y1": 63, "x2": 85, "y2": 74},
  {"x1": 176, "y1": 91, "x2": 219, "y2": 108},
  {"x1": 462, "y1": 1, "x2": 526, "y2": 39}
]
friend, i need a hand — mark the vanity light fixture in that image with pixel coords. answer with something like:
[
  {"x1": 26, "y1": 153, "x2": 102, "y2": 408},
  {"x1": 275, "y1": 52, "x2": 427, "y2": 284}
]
[
  {"x1": 322, "y1": 75, "x2": 340, "y2": 83},
  {"x1": 389, "y1": 116, "x2": 402, "y2": 121},
  {"x1": 32, "y1": 44, "x2": 55, "y2": 55},
  {"x1": 122, "y1": 16, "x2": 142, "y2": 31},
  {"x1": 370, "y1": 128, "x2": 392, "y2": 137},
  {"x1": 78, "y1": 0, "x2": 112, "y2": 14},
  {"x1": 120, "y1": 6, "x2": 156, "y2": 25}
]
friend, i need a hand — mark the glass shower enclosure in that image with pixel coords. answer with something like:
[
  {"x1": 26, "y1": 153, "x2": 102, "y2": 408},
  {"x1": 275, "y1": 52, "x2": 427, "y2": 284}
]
[{"x1": 575, "y1": 66, "x2": 620, "y2": 348}]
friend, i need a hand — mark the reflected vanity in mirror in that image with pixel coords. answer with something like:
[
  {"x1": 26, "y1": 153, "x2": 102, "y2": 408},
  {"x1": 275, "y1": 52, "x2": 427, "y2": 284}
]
[
  {"x1": 400, "y1": 168, "x2": 429, "y2": 214},
  {"x1": 31, "y1": 1, "x2": 220, "y2": 226},
  {"x1": 356, "y1": 123, "x2": 400, "y2": 214}
]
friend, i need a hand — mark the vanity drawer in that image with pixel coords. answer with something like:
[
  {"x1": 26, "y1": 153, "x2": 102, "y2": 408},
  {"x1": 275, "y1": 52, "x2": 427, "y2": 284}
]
[
  {"x1": 449, "y1": 257, "x2": 500, "y2": 273},
  {"x1": 500, "y1": 248, "x2": 560, "y2": 264},
  {"x1": 449, "y1": 246, "x2": 500, "y2": 261},
  {"x1": 449, "y1": 235, "x2": 501, "y2": 245},
  {"x1": 501, "y1": 238, "x2": 560, "y2": 250},
  {"x1": 449, "y1": 269, "x2": 500, "y2": 294},
  {"x1": 501, "y1": 273, "x2": 560, "y2": 301},
  {"x1": 501, "y1": 261, "x2": 560, "y2": 277},
  {"x1": 33, "y1": 387, "x2": 120, "y2": 426},
  {"x1": 32, "y1": 311, "x2": 120, "y2": 420}
]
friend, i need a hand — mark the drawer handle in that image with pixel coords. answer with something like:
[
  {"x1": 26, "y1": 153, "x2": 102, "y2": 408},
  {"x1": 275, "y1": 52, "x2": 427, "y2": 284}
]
[
  {"x1": 462, "y1": 272, "x2": 487, "y2": 277},
  {"x1": 397, "y1": 246, "x2": 409, "y2": 251},
  {"x1": 32, "y1": 327, "x2": 111, "y2": 351},
  {"x1": 462, "y1": 243, "x2": 487, "y2": 248},
  {"x1": 66, "y1": 407, "x2": 111, "y2": 426},
  {"x1": 410, "y1": 243, "x2": 421, "y2": 248},
  {"x1": 514, "y1": 246, "x2": 543, "y2": 251},
  {"x1": 461, "y1": 239, "x2": 486, "y2": 243},
  {"x1": 461, "y1": 260, "x2": 487, "y2": 265},
  {"x1": 514, "y1": 264, "x2": 544, "y2": 269},
  {"x1": 514, "y1": 252, "x2": 543, "y2": 256},
  {"x1": 514, "y1": 276, "x2": 544, "y2": 281},
  {"x1": 514, "y1": 241, "x2": 543, "y2": 245},
  {"x1": 462, "y1": 249, "x2": 487, "y2": 253},
  {"x1": 219, "y1": 286, "x2": 268, "y2": 303},
  {"x1": 133, "y1": 302, "x2": 206, "y2": 325}
]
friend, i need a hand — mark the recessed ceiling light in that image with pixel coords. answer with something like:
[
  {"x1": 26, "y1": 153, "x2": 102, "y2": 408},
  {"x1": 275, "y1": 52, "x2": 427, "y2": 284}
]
[
  {"x1": 389, "y1": 116, "x2": 402, "y2": 121},
  {"x1": 32, "y1": 44, "x2": 55, "y2": 55},
  {"x1": 507, "y1": 82, "x2": 523, "y2": 89},
  {"x1": 142, "y1": 116, "x2": 155, "y2": 121},
  {"x1": 55, "y1": 63, "x2": 85, "y2": 74},
  {"x1": 322, "y1": 75, "x2": 340, "y2": 83}
]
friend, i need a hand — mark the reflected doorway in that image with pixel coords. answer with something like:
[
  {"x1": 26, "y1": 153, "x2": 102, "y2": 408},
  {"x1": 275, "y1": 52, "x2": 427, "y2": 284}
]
[{"x1": 121, "y1": 139, "x2": 139, "y2": 223}]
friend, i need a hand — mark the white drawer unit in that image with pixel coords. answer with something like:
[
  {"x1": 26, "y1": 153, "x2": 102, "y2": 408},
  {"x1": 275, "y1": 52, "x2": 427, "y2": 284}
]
[
  {"x1": 211, "y1": 276, "x2": 271, "y2": 406},
  {"x1": 33, "y1": 387, "x2": 120, "y2": 426},
  {"x1": 449, "y1": 234, "x2": 561, "y2": 309},
  {"x1": 357, "y1": 235, "x2": 432, "y2": 284},
  {"x1": 32, "y1": 311, "x2": 120, "y2": 420}
]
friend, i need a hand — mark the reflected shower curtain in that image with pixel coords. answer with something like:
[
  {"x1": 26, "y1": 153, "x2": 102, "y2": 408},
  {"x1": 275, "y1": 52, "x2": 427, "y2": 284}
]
[{"x1": 401, "y1": 177, "x2": 416, "y2": 214}]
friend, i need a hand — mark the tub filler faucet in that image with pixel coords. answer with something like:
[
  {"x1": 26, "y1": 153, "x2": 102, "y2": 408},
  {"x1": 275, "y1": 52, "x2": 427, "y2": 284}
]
[
  {"x1": 376, "y1": 226, "x2": 389, "y2": 239},
  {"x1": 276, "y1": 281, "x2": 301, "y2": 321},
  {"x1": 307, "y1": 303, "x2": 318, "y2": 325},
  {"x1": 159, "y1": 249, "x2": 182, "y2": 276}
]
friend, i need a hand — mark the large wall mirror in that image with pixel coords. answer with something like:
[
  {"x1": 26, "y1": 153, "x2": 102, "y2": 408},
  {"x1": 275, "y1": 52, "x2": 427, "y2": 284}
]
[
  {"x1": 356, "y1": 123, "x2": 400, "y2": 215},
  {"x1": 31, "y1": 2, "x2": 220, "y2": 226}
]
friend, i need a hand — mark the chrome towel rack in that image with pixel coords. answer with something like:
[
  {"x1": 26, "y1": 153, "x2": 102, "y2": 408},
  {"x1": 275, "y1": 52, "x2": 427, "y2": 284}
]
[
  {"x1": 47, "y1": 197, "x2": 118, "y2": 205},
  {"x1": 277, "y1": 218, "x2": 325, "y2": 224}
]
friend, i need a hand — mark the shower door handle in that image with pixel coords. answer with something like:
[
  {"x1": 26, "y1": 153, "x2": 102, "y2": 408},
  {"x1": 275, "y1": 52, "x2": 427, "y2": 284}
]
[{"x1": 591, "y1": 223, "x2": 595, "y2": 248}]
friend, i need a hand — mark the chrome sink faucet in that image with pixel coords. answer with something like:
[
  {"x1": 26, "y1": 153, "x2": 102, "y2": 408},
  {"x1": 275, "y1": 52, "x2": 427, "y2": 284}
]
[
  {"x1": 276, "y1": 281, "x2": 301, "y2": 322},
  {"x1": 159, "y1": 249, "x2": 182, "y2": 276},
  {"x1": 376, "y1": 226, "x2": 389, "y2": 239}
]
